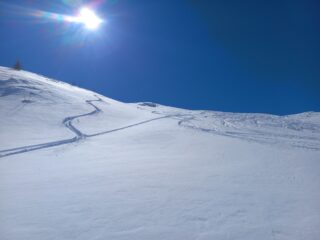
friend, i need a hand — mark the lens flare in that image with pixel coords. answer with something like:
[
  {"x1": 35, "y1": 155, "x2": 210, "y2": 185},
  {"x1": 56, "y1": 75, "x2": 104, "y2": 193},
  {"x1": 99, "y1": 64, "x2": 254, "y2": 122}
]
[
  {"x1": 0, "y1": 1, "x2": 105, "y2": 45},
  {"x1": 30, "y1": 6, "x2": 103, "y2": 30},
  {"x1": 77, "y1": 7, "x2": 103, "y2": 29}
]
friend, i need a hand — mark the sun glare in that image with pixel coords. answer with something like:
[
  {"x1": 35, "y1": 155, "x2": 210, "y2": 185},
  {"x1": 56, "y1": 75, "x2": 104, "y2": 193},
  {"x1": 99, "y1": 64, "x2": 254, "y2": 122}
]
[{"x1": 77, "y1": 7, "x2": 102, "y2": 30}]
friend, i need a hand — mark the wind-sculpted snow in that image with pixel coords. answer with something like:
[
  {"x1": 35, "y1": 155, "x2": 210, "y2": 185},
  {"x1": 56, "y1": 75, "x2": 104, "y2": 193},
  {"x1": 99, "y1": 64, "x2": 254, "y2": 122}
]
[
  {"x1": 178, "y1": 111, "x2": 320, "y2": 150},
  {"x1": 136, "y1": 103, "x2": 320, "y2": 150}
]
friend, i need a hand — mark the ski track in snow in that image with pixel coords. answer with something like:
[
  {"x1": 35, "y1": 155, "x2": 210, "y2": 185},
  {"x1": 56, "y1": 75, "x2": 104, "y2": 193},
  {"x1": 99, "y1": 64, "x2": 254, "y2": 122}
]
[
  {"x1": 1, "y1": 97, "x2": 319, "y2": 159},
  {"x1": 177, "y1": 113, "x2": 320, "y2": 151},
  {"x1": 0, "y1": 97, "x2": 180, "y2": 159}
]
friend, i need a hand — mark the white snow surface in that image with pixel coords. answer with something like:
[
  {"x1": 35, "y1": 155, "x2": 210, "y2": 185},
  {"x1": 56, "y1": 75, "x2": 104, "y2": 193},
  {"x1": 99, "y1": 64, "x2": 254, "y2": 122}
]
[{"x1": 0, "y1": 66, "x2": 320, "y2": 240}]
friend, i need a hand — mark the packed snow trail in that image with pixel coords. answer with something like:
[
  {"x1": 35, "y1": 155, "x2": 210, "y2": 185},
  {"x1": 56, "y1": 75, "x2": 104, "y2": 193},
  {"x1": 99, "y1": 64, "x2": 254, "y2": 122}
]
[
  {"x1": 0, "y1": 97, "x2": 102, "y2": 158},
  {"x1": 87, "y1": 115, "x2": 173, "y2": 137},
  {"x1": 63, "y1": 98, "x2": 102, "y2": 139},
  {"x1": 0, "y1": 97, "x2": 181, "y2": 158}
]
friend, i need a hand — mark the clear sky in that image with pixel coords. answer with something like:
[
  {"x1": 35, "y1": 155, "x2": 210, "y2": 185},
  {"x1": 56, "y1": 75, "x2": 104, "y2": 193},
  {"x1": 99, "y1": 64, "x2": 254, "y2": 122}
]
[{"x1": 0, "y1": 0, "x2": 319, "y2": 115}]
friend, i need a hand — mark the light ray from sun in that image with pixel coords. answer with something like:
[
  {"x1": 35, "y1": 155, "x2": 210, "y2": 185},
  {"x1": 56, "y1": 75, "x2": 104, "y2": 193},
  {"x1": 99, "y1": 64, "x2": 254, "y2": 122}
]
[
  {"x1": 0, "y1": 2, "x2": 104, "y2": 30},
  {"x1": 32, "y1": 7, "x2": 103, "y2": 30}
]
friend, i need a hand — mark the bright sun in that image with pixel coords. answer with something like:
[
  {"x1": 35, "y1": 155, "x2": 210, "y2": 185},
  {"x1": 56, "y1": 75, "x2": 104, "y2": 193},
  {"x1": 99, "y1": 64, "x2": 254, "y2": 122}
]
[{"x1": 77, "y1": 7, "x2": 102, "y2": 30}]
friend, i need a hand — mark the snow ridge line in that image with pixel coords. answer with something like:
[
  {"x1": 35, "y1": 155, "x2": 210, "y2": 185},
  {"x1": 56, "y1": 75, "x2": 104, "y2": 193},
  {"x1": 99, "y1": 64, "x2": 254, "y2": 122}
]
[{"x1": 0, "y1": 97, "x2": 176, "y2": 159}]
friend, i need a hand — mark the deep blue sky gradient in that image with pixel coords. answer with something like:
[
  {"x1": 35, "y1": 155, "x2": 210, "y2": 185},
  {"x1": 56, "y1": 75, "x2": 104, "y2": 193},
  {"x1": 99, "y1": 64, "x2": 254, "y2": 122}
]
[{"x1": 0, "y1": 0, "x2": 319, "y2": 115}]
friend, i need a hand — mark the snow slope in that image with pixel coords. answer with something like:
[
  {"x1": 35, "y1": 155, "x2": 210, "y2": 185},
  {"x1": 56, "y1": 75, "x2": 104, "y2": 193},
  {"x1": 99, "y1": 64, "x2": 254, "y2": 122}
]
[{"x1": 0, "y1": 66, "x2": 319, "y2": 240}]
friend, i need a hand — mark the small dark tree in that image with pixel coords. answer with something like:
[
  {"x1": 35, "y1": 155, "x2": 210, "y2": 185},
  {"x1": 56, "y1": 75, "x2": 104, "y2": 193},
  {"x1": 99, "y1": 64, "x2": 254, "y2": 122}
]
[{"x1": 13, "y1": 60, "x2": 22, "y2": 70}]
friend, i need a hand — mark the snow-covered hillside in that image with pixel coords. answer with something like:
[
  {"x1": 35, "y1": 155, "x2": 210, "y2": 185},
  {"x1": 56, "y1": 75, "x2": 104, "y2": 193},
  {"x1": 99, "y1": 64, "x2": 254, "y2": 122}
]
[{"x1": 0, "y1": 66, "x2": 319, "y2": 240}]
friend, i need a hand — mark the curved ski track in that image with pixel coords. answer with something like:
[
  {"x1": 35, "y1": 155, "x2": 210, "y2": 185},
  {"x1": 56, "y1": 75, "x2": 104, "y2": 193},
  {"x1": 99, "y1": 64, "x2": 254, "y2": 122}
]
[{"x1": 0, "y1": 97, "x2": 177, "y2": 158}]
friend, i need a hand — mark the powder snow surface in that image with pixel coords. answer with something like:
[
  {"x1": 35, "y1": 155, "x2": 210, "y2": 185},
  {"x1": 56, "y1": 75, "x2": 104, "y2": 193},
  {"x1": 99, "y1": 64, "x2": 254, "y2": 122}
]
[{"x1": 0, "y1": 66, "x2": 319, "y2": 240}]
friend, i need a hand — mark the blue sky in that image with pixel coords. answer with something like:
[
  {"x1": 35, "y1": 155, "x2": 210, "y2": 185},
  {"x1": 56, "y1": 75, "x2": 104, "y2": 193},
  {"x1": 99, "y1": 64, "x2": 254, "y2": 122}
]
[{"x1": 0, "y1": 0, "x2": 319, "y2": 115}]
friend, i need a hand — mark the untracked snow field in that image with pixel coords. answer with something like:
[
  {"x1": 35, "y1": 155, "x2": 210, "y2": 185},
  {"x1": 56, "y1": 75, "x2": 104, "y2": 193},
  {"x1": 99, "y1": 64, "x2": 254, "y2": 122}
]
[{"x1": 0, "y1": 67, "x2": 320, "y2": 240}]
